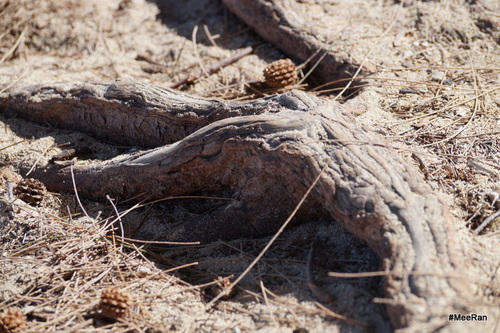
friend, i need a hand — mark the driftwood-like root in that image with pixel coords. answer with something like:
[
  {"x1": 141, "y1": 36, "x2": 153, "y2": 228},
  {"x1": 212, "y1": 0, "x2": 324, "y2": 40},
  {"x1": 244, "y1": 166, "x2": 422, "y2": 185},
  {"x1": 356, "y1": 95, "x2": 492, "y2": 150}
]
[
  {"x1": 0, "y1": 80, "x2": 474, "y2": 330},
  {"x1": 220, "y1": 0, "x2": 366, "y2": 86}
]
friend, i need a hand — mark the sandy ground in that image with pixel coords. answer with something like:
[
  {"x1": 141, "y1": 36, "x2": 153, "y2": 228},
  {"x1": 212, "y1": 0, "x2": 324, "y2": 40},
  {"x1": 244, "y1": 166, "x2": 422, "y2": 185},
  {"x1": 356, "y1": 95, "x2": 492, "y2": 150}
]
[{"x1": 0, "y1": 0, "x2": 499, "y2": 332}]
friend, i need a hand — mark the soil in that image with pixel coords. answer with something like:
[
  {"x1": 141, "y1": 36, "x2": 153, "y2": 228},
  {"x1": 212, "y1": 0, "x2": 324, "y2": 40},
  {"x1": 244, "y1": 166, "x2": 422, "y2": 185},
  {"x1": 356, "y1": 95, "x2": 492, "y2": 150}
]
[{"x1": 0, "y1": 0, "x2": 499, "y2": 332}]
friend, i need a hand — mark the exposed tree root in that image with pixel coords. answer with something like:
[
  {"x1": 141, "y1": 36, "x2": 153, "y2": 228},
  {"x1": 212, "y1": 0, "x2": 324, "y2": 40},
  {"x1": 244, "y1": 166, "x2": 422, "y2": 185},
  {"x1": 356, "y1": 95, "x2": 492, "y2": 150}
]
[{"x1": 0, "y1": 80, "x2": 475, "y2": 330}]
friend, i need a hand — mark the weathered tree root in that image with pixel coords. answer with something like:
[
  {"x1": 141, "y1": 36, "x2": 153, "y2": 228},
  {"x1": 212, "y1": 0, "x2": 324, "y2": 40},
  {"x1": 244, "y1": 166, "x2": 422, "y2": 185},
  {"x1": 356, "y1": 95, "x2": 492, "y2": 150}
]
[
  {"x1": 0, "y1": 80, "x2": 474, "y2": 330},
  {"x1": 220, "y1": 0, "x2": 366, "y2": 85}
]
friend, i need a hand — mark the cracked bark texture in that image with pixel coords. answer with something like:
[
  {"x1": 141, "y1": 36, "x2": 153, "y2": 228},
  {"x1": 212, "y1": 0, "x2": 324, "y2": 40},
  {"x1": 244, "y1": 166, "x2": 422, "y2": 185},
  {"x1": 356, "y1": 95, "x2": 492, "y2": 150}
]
[
  {"x1": 0, "y1": 80, "x2": 474, "y2": 331},
  {"x1": 220, "y1": 0, "x2": 366, "y2": 86}
]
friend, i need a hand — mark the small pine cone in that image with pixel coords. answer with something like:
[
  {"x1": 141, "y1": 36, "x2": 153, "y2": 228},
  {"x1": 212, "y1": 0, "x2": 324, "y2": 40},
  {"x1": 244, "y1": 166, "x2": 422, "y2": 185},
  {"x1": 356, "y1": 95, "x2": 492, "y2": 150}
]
[
  {"x1": 99, "y1": 288, "x2": 132, "y2": 320},
  {"x1": 263, "y1": 58, "x2": 298, "y2": 88},
  {"x1": 14, "y1": 178, "x2": 47, "y2": 206},
  {"x1": 0, "y1": 307, "x2": 27, "y2": 333}
]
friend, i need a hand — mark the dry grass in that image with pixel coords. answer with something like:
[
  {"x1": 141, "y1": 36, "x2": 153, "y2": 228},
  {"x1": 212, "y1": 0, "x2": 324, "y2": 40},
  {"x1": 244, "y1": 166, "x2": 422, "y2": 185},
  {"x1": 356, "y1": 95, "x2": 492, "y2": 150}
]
[
  {"x1": 378, "y1": 55, "x2": 500, "y2": 231},
  {"x1": 0, "y1": 200, "x2": 180, "y2": 332},
  {"x1": 0, "y1": 191, "x2": 383, "y2": 332}
]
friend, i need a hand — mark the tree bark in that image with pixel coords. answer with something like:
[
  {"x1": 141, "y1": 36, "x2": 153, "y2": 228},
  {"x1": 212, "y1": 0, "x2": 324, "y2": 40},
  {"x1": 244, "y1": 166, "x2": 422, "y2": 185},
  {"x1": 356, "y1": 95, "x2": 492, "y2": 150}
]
[
  {"x1": 220, "y1": 0, "x2": 367, "y2": 86},
  {"x1": 0, "y1": 80, "x2": 474, "y2": 330}
]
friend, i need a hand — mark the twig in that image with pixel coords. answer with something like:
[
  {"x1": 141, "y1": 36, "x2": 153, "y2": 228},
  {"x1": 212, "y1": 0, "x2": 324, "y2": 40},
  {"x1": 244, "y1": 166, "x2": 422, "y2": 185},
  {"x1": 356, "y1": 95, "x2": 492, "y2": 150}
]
[
  {"x1": 25, "y1": 142, "x2": 72, "y2": 176},
  {"x1": 25, "y1": 143, "x2": 56, "y2": 176},
  {"x1": 260, "y1": 282, "x2": 280, "y2": 329},
  {"x1": 107, "y1": 195, "x2": 125, "y2": 250},
  {"x1": 0, "y1": 26, "x2": 26, "y2": 65},
  {"x1": 99, "y1": 200, "x2": 144, "y2": 234},
  {"x1": 70, "y1": 165, "x2": 89, "y2": 218},
  {"x1": 203, "y1": 24, "x2": 219, "y2": 48},
  {"x1": 135, "y1": 54, "x2": 170, "y2": 68},
  {"x1": 171, "y1": 45, "x2": 255, "y2": 88},
  {"x1": 0, "y1": 72, "x2": 28, "y2": 94},
  {"x1": 117, "y1": 236, "x2": 200, "y2": 246},
  {"x1": 192, "y1": 25, "x2": 210, "y2": 78},
  {"x1": 135, "y1": 195, "x2": 233, "y2": 208},
  {"x1": 0, "y1": 138, "x2": 29, "y2": 152},
  {"x1": 206, "y1": 163, "x2": 328, "y2": 308},
  {"x1": 297, "y1": 49, "x2": 329, "y2": 86},
  {"x1": 473, "y1": 209, "x2": 500, "y2": 235}
]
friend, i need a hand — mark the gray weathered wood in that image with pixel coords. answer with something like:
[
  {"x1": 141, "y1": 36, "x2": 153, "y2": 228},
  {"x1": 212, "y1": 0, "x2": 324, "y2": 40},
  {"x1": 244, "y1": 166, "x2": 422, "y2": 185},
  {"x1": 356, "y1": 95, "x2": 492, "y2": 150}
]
[
  {"x1": 0, "y1": 80, "x2": 473, "y2": 330},
  {"x1": 220, "y1": 0, "x2": 365, "y2": 86}
]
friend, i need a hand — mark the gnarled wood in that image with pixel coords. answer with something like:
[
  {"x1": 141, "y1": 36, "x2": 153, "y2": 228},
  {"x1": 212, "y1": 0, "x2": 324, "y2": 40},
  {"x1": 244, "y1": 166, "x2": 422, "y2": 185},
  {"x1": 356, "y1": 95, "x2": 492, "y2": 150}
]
[
  {"x1": 0, "y1": 80, "x2": 304, "y2": 148},
  {"x1": 0, "y1": 80, "x2": 474, "y2": 330},
  {"x1": 220, "y1": 0, "x2": 366, "y2": 85}
]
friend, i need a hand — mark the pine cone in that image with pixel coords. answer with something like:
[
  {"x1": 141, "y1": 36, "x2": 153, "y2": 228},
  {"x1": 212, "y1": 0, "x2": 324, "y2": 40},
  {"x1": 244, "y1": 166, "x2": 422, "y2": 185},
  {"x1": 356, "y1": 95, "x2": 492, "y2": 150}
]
[
  {"x1": 13, "y1": 178, "x2": 47, "y2": 206},
  {"x1": 0, "y1": 308, "x2": 26, "y2": 333},
  {"x1": 99, "y1": 288, "x2": 132, "y2": 320},
  {"x1": 263, "y1": 58, "x2": 298, "y2": 88}
]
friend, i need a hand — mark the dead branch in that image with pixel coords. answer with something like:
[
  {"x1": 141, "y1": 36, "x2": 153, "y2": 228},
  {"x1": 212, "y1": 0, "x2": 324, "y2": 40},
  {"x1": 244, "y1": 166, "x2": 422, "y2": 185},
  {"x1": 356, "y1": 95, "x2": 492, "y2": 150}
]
[{"x1": 170, "y1": 45, "x2": 255, "y2": 89}]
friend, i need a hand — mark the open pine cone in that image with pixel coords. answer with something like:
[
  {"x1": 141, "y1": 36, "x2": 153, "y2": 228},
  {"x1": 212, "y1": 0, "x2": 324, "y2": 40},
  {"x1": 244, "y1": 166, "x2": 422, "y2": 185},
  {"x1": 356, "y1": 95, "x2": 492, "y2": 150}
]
[
  {"x1": 14, "y1": 178, "x2": 47, "y2": 206},
  {"x1": 0, "y1": 308, "x2": 26, "y2": 333},
  {"x1": 263, "y1": 58, "x2": 298, "y2": 88},
  {"x1": 99, "y1": 288, "x2": 132, "y2": 320}
]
